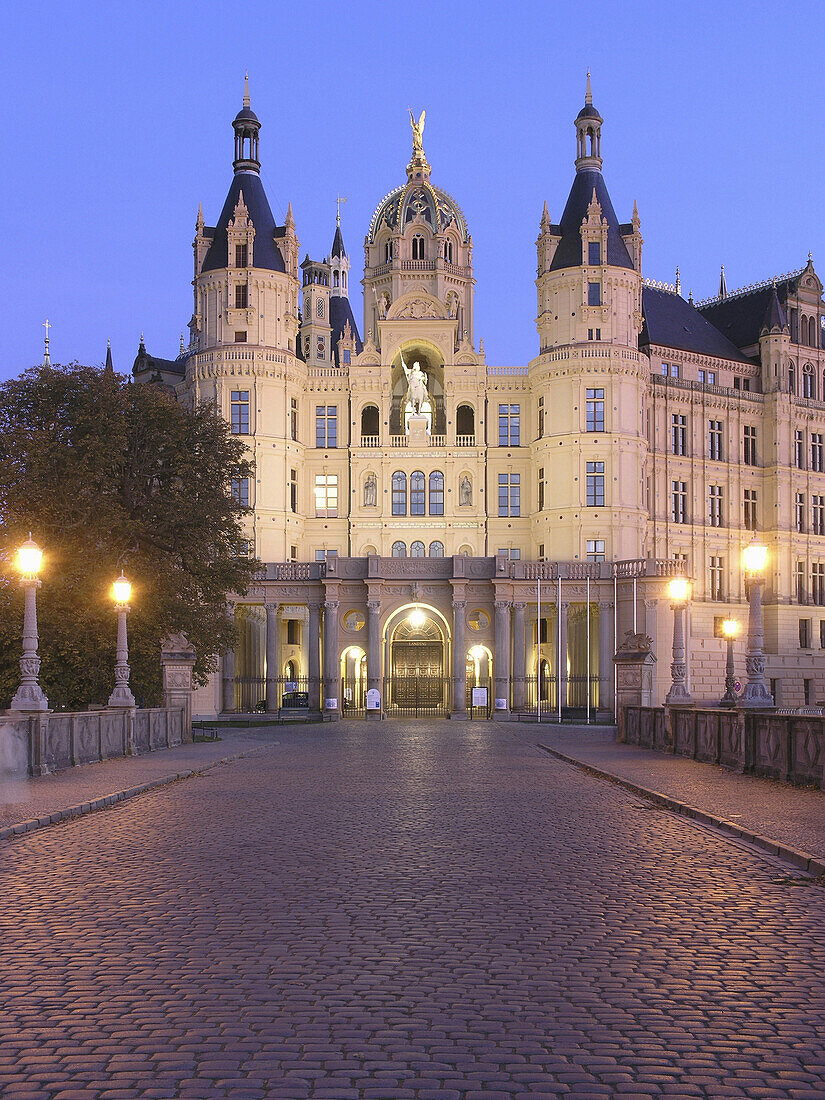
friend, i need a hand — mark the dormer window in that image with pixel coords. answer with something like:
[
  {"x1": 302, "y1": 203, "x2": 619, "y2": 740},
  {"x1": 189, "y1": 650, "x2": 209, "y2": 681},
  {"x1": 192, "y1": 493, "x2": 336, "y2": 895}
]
[
  {"x1": 412, "y1": 235, "x2": 425, "y2": 260},
  {"x1": 588, "y1": 241, "x2": 601, "y2": 265},
  {"x1": 235, "y1": 243, "x2": 248, "y2": 267}
]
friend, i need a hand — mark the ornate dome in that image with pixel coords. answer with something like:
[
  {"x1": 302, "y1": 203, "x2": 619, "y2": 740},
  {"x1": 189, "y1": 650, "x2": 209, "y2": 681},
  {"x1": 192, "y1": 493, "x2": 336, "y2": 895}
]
[{"x1": 367, "y1": 179, "x2": 470, "y2": 245}]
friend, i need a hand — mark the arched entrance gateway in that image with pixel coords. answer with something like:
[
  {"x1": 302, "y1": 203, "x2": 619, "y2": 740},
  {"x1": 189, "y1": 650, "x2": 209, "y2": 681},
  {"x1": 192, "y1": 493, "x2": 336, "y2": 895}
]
[{"x1": 384, "y1": 605, "x2": 450, "y2": 717}]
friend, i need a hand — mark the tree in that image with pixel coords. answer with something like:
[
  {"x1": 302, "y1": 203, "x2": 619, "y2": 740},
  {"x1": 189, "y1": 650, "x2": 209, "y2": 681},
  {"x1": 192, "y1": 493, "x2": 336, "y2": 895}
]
[{"x1": 0, "y1": 363, "x2": 257, "y2": 709}]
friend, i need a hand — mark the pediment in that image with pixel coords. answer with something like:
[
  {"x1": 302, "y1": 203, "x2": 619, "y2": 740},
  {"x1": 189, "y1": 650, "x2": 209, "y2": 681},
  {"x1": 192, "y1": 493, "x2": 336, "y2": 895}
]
[{"x1": 387, "y1": 289, "x2": 447, "y2": 322}]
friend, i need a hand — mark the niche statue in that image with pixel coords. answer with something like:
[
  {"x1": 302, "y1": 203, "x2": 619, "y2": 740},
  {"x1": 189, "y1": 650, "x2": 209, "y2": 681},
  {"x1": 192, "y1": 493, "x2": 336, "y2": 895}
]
[
  {"x1": 459, "y1": 475, "x2": 472, "y2": 506},
  {"x1": 364, "y1": 473, "x2": 377, "y2": 507},
  {"x1": 400, "y1": 352, "x2": 429, "y2": 415}
]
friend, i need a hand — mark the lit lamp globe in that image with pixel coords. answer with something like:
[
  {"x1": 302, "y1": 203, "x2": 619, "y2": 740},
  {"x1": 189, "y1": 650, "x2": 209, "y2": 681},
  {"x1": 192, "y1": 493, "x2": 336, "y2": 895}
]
[
  {"x1": 667, "y1": 576, "x2": 690, "y2": 604},
  {"x1": 408, "y1": 607, "x2": 426, "y2": 629},
  {"x1": 719, "y1": 618, "x2": 740, "y2": 708},
  {"x1": 469, "y1": 645, "x2": 486, "y2": 661},
  {"x1": 743, "y1": 539, "x2": 768, "y2": 577},
  {"x1": 113, "y1": 573, "x2": 132, "y2": 605},
  {"x1": 15, "y1": 535, "x2": 43, "y2": 578},
  {"x1": 721, "y1": 619, "x2": 739, "y2": 640}
]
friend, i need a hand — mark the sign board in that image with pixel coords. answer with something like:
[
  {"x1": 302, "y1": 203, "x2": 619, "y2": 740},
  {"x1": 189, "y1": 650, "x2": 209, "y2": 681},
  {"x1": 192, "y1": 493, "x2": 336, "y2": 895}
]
[
  {"x1": 366, "y1": 688, "x2": 381, "y2": 711},
  {"x1": 495, "y1": 697, "x2": 507, "y2": 710},
  {"x1": 472, "y1": 686, "x2": 488, "y2": 707},
  {"x1": 285, "y1": 681, "x2": 298, "y2": 693},
  {"x1": 325, "y1": 698, "x2": 338, "y2": 710}
]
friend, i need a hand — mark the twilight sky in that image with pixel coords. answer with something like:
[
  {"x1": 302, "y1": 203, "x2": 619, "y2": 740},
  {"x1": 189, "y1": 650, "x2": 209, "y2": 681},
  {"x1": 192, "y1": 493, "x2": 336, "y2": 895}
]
[{"x1": 2, "y1": 0, "x2": 824, "y2": 379}]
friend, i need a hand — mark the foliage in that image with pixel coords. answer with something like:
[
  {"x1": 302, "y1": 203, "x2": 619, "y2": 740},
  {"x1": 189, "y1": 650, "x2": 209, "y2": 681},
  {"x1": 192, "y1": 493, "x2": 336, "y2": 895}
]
[{"x1": 0, "y1": 363, "x2": 256, "y2": 709}]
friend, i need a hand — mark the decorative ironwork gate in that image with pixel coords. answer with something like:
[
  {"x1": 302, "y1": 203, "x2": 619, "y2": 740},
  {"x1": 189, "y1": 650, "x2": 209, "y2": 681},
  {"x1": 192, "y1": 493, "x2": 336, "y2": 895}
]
[
  {"x1": 384, "y1": 674, "x2": 451, "y2": 717},
  {"x1": 341, "y1": 676, "x2": 367, "y2": 719}
]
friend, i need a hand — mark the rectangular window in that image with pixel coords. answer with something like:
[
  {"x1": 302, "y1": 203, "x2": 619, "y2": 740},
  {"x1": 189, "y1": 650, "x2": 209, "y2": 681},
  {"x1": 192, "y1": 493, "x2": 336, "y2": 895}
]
[
  {"x1": 796, "y1": 492, "x2": 806, "y2": 533},
  {"x1": 586, "y1": 461, "x2": 605, "y2": 507},
  {"x1": 234, "y1": 331, "x2": 247, "y2": 343},
  {"x1": 813, "y1": 495, "x2": 825, "y2": 536},
  {"x1": 235, "y1": 243, "x2": 248, "y2": 267},
  {"x1": 538, "y1": 544, "x2": 545, "y2": 560},
  {"x1": 743, "y1": 425, "x2": 757, "y2": 466},
  {"x1": 588, "y1": 282, "x2": 601, "y2": 306},
  {"x1": 708, "y1": 420, "x2": 723, "y2": 461},
  {"x1": 709, "y1": 555, "x2": 724, "y2": 601},
  {"x1": 289, "y1": 545, "x2": 297, "y2": 562},
  {"x1": 812, "y1": 433, "x2": 824, "y2": 472},
  {"x1": 314, "y1": 474, "x2": 338, "y2": 518},
  {"x1": 588, "y1": 241, "x2": 601, "y2": 265},
  {"x1": 698, "y1": 369, "x2": 716, "y2": 385},
  {"x1": 797, "y1": 560, "x2": 806, "y2": 603},
  {"x1": 709, "y1": 485, "x2": 723, "y2": 527},
  {"x1": 538, "y1": 396, "x2": 544, "y2": 438},
  {"x1": 744, "y1": 488, "x2": 758, "y2": 531},
  {"x1": 290, "y1": 397, "x2": 298, "y2": 442},
  {"x1": 813, "y1": 563, "x2": 825, "y2": 606},
  {"x1": 672, "y1": 480, "x2": 687, "y2": 523},
  {"x1": 586, "y1": 388, "x2": 605, "y2": 432},
  {"x1": 497, "y1": 548, "x2": 521, "y2": 560},
  {"x1": 290, "y1": 469, "x2": 297, "y2": 513},
  {"x1": 498, "y1": 473, "x2": 520, "y2": 517},
  {"x1": 342, "y1": 349, "x2": 351, "y2": 365},
  {"x1": 235, "y1": 283, "x2": 248, "y2": 309},
  {"x1": 800, "y1": 618, "x2": 811, "y2": 648},
  {"x1": 586, "y1": 539, "x2": 605, "y2": 562},
  {"x1": 315, "y1": 406, "x2": 338, "y2": 449},
  {"x1": 230, "y1": 476, "x2": 249, "y2": 506},
  {"x1": 795, "y1": 429, "x2": 805, "y2": 469},
  {"x1": 820, "y1": 620, "x2": 825, "y2": 648},
  {"x1": 804, "y1": 678, "x2": 813, "y2": 704},
  {"x1": 286, "y1": 620, "x2": 301, "y2": 646},
  {"x1": 230, "y1": 390, "x2": 249, "y2": 435},
  {"x1": 538, "y1": 468, "x2": 545, "y2": 511},
  {"x1": 661, "y1": 362, "x2": 680, "y2": 378},
  {"x1": 671, "y1": 413, "x2": 687, "y2": 456},
  {"x1": 498, "y1": 404, "x2": 520, "y2": 446}
]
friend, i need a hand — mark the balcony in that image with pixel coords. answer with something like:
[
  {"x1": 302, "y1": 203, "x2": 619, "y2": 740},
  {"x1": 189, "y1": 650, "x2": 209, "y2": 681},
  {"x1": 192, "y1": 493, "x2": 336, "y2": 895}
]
[
  {"x1": 456, "y1": 434, "x2": 476, "y2": 447},
  {"x1": 360, "y1": 435, "x2": 380, "y2": 448}
]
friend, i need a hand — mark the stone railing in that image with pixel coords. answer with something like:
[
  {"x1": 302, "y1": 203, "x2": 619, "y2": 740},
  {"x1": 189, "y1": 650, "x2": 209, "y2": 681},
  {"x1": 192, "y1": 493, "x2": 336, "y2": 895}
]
[
  {"x1": 455, "y1": 434, "x2": 476, "y2": 447},
  {"x1": 620, "y1": 705, "x2": 825, "y2": 789},
  {"x1": 1, "y1": 706, "x2": 188, "y2": 777}
]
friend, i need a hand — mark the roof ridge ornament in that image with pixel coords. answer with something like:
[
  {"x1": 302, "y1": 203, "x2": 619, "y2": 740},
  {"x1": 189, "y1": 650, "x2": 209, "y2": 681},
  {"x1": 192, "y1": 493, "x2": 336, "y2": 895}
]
[
  {"x1": 243, "y1": 71, "x2": 250, "y2": 109},
  {"x1": 585, "y1": 69, "x2": 593, "y2": 105},
  {"x1": 694, "y1": 265, "x2": 807, "y2": 308}
]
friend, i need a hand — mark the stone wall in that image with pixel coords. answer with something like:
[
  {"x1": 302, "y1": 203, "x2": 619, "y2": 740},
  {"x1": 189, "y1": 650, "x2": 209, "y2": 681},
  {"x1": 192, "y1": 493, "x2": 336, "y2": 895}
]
[{"x1": 621, "y1": 705, "x2": 825, "y2": 789}]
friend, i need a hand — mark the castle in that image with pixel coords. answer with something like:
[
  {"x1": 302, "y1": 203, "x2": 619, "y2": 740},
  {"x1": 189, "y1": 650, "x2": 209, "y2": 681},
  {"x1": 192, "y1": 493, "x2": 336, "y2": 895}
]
[{"x1": 134, "y1": 77, "x2": 825, "y2": 719}]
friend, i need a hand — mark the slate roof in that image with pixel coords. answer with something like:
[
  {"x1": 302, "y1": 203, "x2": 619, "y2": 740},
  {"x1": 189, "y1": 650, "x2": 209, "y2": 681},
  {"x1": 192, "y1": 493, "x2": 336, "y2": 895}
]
[
  {"x1": 201, "y1": 170, "x2": 286, "y2": 274},
  {"x1": 641, "y1": 286, "x2": 754, "y2": 364},
  {"x1": 549, "y1": 167, "x2": 634, "y2": 272},
  {"x1": 697, "y1": 277, "x2": 799, "y2": 350},
  {"x1": 330, "y1": 295, "x2": 363, "y2": 366},
  {"x1": 330, "y1": 224, "x2": 346, "y2": 259},
  {"x1": 132, "y1": 339, "x2": 188, "y2": 382},
  {"x1": 762, "y1": 286, "x2": 788, "y2": 332}
]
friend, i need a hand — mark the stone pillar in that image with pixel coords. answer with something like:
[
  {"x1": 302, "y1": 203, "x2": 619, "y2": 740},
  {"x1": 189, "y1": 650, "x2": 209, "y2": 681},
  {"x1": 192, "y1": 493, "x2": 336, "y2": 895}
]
[
  {"x1": 265, "y1": 602, "x2": 280, "y2": 712},
  {"x1": 494, "y1": 600, "x2": 512, "y2": 718},
  {"x1": 512, "y1": 602, "x2": 526, "y2": 713},
  {"x1": 307, "y1": 602, "x2": 322, "y2": 716},
  {"x1": 323, "y1": 599, "x2": 340, "y2": 721},
  {"x1": 366, "y1": 598, "x2": 382, "y2": 720},
  {"x1": 221, "y1": 646, "x2": 236, "y2": 714},
  {"x1": 161, "y1": 633, "x2": 196, "y2": 743},
  {"x1": 451, "y1": 597, "x2": 467, "y2": 719},
  {"x1": 598, "y1": 601, "x2": 614, "y2": 713}
]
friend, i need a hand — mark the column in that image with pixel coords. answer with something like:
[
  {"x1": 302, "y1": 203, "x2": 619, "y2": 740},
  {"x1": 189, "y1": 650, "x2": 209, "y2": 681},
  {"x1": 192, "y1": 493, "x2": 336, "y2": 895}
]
[
  {"x1": 323, "y1": 599, "x2": 340, "y2": 721},
  {"x1": 366, "y1": 598, "x2": 382, "y2": 720},
  {"x1": 265, "y1": 602, "x2": 280, "y2": 712},
  {"x1": 598, "y1": 601, "x2": 614, "y2": 713},
  {"x1": 307, "y1": 602, "x2": 322, "y2": 716},
  {"x1": 222, "y1": 647, "x2": 235, "y2": 714},
  {"x1": 511, "y1": 602, "x2": 526, "y2": 712},
  {"x1": 558, "y1": 602, "x2": 569, "y2": 710},
  {"x1": 451, "y1": 597, "x2": 467, "y2": 719},
  {"x1": 494, "y1": 600, "x2": 512, "y2": 718}
]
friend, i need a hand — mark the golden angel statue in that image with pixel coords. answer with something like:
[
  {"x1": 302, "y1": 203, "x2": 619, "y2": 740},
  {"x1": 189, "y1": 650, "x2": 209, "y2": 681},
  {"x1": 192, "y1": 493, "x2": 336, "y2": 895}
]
[{"x1": 409, "y1": 109, "x2": 426, "y2": 155}]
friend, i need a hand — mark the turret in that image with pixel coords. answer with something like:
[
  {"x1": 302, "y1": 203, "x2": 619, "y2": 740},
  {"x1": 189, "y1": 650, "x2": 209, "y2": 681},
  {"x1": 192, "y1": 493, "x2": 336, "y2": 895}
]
[{"x1": 759, "y1": 281, "x2": 790, "y2": 393}]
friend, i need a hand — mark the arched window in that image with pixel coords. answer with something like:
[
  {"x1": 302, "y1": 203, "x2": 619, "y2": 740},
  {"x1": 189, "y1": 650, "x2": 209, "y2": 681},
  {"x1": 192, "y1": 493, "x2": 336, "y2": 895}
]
[
  {"x1": 456, "y1": 404, "x2": 475, "y2": 439},
  {"x1": 412, "y1": 235, "x2": 425, "y2": 260},
  {"x1": 429, "y1": 471, "x2": 444, "y2": 515},
  {"x1": 392, "y1": 541, "x2": 406, "y2": 557},
  {"x1": 343, "y1": 271, "x2": 347, "y2": 289},
  {"x1": 392, "y1": 471, "x2": 407, "y2": 515},
  {"x1": 383, "y1": 241, "x2": 393, "y2": 263},
  {"x1": 333, "y1": 272, "x2": 339, "y2": 287},
  {"x1": 444, "y1": 240, "x2": 453, "y2": 263},
  {"x1": 410, "y1": 470, "x2": 425, "y2": 515},
  {"x1": 316, "y1": 297, "x2": 324, "y2": 318},
  {"x1": 429, "y1": 540, "x2": 444, "y2": 557},
  {"x1": 284, "y1": 659, "x2": 296, "y2": 681},
  {"x1": 803, "y1": 364, "x2": 816, "y2": 399},
  {"x1": 410, "y1": 540, "x2": 425, "y2": 557},
  {"x1": 789, "y1": 363, "x2": 796, "y2": 395},
  {"x1": 458, "y1": 544, "x2": 472, "y2": 556},
  {"x1": 360, "y1": 404, "x2": 379, "y2": 440}
]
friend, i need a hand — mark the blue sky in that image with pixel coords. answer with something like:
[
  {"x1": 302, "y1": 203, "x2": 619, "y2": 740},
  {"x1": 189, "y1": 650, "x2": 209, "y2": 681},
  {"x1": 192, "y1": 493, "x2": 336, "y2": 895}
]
[{"x1": 1, "y1": 0, "x2": 824, "y2": 379}]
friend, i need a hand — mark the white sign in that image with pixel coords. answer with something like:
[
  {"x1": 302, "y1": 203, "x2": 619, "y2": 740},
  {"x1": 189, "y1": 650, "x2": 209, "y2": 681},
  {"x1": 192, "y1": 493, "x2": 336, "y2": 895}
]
[
  {"x1": 285, "y1": 681, "x2": 298, "y2": 693},
  {"x1": 366, "y1": 688, "x2": 381, "y2": 711},
  {"x1": 472, "y1": 686, "x2": 488, "y2": 707},
  {"x1": 325, "y1": 698, "x2": 338, "y2": 710},
  {"x1": 495, "y1": 697, "x2": 507, "y2": 710}
]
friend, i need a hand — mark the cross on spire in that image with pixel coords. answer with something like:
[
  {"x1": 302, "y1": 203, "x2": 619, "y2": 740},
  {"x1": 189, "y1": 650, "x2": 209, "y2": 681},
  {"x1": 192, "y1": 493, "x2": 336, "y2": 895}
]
[
  {"x1": 42, "y1": 319, "x2": 51, "y2": 366},
  {"x1": 336, "y1": 194, "x2": 347, "y2": 227}
]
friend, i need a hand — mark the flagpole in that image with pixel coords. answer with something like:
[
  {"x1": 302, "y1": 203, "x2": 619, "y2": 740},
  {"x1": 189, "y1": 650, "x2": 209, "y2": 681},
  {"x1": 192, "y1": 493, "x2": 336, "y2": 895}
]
[{"x1": 537, "y1": 572, "x2": 541, "y2": 723}]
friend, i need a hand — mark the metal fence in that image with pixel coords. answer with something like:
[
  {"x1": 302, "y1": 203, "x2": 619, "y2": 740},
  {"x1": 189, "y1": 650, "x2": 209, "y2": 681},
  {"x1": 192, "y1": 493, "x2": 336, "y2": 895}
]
[
  {"x1": 515, "y1": 675, "x2": 610, "y2": 721},
  {"x1": 234, "y1": 676, "x2": 315, "y2": 713}
]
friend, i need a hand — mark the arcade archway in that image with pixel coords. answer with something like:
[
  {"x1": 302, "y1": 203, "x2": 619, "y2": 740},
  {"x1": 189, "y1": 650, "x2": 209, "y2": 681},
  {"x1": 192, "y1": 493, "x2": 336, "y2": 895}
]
[{"x1": 385, "y1": 604, "x2": 450, "y2": 717}]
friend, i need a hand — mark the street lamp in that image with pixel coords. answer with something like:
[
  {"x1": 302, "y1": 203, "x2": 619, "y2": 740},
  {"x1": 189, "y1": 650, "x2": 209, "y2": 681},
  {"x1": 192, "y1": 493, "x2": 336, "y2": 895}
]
[
  {"x1": 665, "y1": 575, "x2": 693, "y2": 705},
  {"x1": 10, "y1": 534, "x2": 49, "y2": 712},
  {"x1": 108, "y1": 572, "x2": 136, "y2": 708},
  {"x1": 741, "y1": 535, "x2": 773, "y2": 708},
  {"x1": 719, "y1": 618, "x2": 739, "y2": 708}
]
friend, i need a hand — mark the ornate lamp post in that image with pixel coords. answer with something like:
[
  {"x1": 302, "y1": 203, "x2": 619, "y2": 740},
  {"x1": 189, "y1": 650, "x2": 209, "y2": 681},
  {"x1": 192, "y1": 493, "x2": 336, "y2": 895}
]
[
  {"x1": 665, "y1": 576, "x2": 693, "y2": 705},
  {"x1": 108, "y1": 572, "x2": 136, "y2": 708},
  {"x1": 741, "y1": 536, "x2": 773, "y2": 708},
  {"x1": 10, "y1": 535, "x2": 49, "y2": 712},
  {"x1": 719, "y1": 618, "x2": 739, "y2": 708}
]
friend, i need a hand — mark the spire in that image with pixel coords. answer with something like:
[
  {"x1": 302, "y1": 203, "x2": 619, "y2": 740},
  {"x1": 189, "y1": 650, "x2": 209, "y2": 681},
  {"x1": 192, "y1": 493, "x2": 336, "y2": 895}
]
[
  {"x1": 540, "y1": 200, "x2": 550, "y2": 231},
  {"x1": 285, "y1": 201, "x2": 295, "y2": 230},
  {"x1": 196, "y1": 202, "x2": 204, "y2": 232},
  {"x1": 675, "y1": 266, "x2": 681, "y2": 296},
  {"x1": 574, "y1": 76, "x2": 603, "y2": 172},
  {"x1": 104, "y1": 338, "x2": 114, "y2": 376},
  {"x1": 232, "y1": 75, "x2": 260, "y2": 174},
  {"x1": 688, "y1": 289, "x2": 694, "y2": 305},
  {"x1": 761, "y1": 283, "x2": 788, "y2": 333},
  {"x1": 719, "y1": 265, "x2": 727, "y2": 299},
  {"x1": 42, "y1": 319, "x2": 51, "y2": 367},
  {"x1": 180, "y1": 333, "x2": 186, "y2": 354}
]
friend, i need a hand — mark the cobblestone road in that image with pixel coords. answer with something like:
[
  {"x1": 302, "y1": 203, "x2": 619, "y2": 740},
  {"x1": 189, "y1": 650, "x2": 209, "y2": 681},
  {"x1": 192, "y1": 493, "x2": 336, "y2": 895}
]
[{"x1": 1, "y1": 722, "x2": 824, "y2": 1099}]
